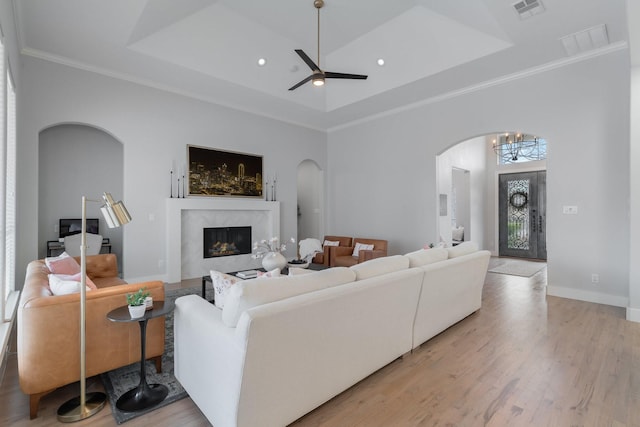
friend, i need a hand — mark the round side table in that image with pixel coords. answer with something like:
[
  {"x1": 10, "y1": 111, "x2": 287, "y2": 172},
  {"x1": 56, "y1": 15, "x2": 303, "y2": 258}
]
[{"x1": 106, "y1": 300, "x2": 174, "y2": 412}]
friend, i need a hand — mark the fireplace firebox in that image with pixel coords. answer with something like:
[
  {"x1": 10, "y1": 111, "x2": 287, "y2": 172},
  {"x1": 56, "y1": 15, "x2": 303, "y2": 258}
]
[{"x1": 203, "y1": 226, "x2": 251, "y2": 258}]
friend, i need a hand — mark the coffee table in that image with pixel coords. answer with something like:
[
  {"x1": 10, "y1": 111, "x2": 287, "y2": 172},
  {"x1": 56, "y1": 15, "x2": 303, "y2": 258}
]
[
  {"x1": 106, "y1": 301, "x2": 174, "y2": 412},
  {"x1": 201, "y1": 263, "x2": 329, "y2": 300}
]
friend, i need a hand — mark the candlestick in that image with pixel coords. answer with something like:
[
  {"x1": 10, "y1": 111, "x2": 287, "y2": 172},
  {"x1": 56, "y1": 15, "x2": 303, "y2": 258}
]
[{"x1": 170, "y1": 170, "x2": 174, "y2": 198}]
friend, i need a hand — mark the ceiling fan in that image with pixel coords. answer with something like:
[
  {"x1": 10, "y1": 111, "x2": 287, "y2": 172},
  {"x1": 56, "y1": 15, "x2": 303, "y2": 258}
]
[{"x1": 289, "y1": 0, "x2": 368, "y2": 91}]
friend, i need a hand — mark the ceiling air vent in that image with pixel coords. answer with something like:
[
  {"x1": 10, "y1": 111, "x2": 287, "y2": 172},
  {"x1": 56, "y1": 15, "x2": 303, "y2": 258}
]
[
  {"x1": 512, "y1": 0, "x2": 545, "y2": 19},
  {"x1": 559, "y1": 24, "x2": 609, "y2": 57}
]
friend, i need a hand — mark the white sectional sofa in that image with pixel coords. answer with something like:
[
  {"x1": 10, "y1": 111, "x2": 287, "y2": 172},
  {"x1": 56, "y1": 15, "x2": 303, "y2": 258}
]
[{"x1": 174, "y1": 242, "x2": 490, "y2": 427}]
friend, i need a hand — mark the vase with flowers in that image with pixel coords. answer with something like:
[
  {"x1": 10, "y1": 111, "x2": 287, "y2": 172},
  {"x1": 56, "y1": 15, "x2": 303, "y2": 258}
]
[{"x1": 252, "y1": 237, "x2": 295, "y2": 271}]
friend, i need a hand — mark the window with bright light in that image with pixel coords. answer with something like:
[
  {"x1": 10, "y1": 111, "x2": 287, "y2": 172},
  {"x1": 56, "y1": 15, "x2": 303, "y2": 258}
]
[
  {"x1": 494, "y1": 134, "x2": 547, "y2": 165},
  {"x1": 0, "y1": 33, "x2": 17, "y2": 322}
]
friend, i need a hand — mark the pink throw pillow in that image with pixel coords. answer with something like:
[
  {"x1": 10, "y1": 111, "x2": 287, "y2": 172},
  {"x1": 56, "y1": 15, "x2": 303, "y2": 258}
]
[{"x1": 45, "y1": 252, "x2": 81, "y2": 275}]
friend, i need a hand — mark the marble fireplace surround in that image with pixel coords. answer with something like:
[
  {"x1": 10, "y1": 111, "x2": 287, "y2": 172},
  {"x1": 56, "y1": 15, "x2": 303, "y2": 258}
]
[{"x1": 166, "y1": 198, "x2": 280, "y2": 283}]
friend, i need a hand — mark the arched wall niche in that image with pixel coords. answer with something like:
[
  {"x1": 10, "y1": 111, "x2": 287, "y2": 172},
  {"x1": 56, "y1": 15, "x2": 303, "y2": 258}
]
[{"x1": 38, "y1": 122, "x2": 125, "y2": 271}]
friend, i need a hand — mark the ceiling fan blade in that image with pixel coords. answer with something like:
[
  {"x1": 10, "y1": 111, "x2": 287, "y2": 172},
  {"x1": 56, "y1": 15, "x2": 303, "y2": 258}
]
[
  {"x1": 288, "y1": 74, "x2": 314, "y2": 91},
  {"x1": 295, "y1": 49, "x2": 320, "y2": 72},
  {"x1": 325, "y1": 71, "x2": 368, "y2": 80}
]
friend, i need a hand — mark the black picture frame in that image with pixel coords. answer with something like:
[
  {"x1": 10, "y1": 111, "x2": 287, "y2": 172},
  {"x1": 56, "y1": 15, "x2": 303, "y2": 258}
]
[{"x1": 187, "y1": 145, "x2": 263, "y2": 198}]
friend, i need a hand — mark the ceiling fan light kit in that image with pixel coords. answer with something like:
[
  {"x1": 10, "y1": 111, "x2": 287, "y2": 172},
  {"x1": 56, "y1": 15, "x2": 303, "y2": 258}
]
[{"x1": 289, "y1": 0, "x2": 368, "y2": 91}]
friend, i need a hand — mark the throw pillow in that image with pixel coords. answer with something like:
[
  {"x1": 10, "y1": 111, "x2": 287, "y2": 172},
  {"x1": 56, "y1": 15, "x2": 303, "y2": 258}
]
[
  {"x1": 452, "y1": 226, "x2": 464, "y2": 241},
  {"x1": 352, "y1": 242, "x2": 374, "y2": 257},
  {"x1": 323, "y1": 240, "x2": 340, "y2": 247},
  {"x1": 48, "y1": 273, "x2": 95, "y2": 296},
  {"x1": 45, "y1": 252, "x2": 81, "y2": 275},
  {"x1": 210, "y1": 270, "x2": 239, "y2": 309},
  {"x1": 257, "y1": 268, "x2": 281, "y2": 278}
]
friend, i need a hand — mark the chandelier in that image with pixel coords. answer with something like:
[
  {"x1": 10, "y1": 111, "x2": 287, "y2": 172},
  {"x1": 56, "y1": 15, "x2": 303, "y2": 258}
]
[{"x1": 492, "y1": 133, "x2": 540, "y2": 162}]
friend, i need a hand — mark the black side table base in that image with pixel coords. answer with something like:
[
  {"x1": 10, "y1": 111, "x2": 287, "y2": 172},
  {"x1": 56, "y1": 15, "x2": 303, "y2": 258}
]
[{"x1": 116, "y1": 383, "x2": 168, "y2": 412}]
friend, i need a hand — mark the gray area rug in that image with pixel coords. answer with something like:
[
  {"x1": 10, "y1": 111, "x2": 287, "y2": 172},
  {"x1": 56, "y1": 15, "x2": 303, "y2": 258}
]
[
  {"x1": 488, "y1": 257, "x2": 546, "y2": 277},
  {"x1": 100, "y1": 286, "x2": 211, "y2": 424}
]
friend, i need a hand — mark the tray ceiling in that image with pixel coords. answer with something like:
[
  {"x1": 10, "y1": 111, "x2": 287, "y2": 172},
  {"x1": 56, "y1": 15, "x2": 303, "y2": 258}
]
[{"x1": 16, "y1": 0, "x2": 629, "y2": 130}]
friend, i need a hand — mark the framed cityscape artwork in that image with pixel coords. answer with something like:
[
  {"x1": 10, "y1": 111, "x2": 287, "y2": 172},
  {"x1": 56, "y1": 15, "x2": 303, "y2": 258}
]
[{"x1": 187, "y1": 145, "x2": 263, "y2": 198}]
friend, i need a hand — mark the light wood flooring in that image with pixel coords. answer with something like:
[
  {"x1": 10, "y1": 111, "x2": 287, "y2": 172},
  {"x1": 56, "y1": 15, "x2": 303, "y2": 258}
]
[{"x1": 2, "y1": 264, "x2": 640, "y2": 426}]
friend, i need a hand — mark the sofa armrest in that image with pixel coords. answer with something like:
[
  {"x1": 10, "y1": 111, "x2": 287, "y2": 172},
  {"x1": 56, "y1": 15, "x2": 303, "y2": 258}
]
[
  {"x1": 174, "y1": 295, "x2": 244, "y2": 427},
  {"x1": 18, "y1": 280, "x2": 165, "y2": 396},
  {"x1": 330, "y1": 246, "x2": 354, "y2": 266},
  {"x1": 358, "y1": 249, "x2": 387, "y2": 263}
]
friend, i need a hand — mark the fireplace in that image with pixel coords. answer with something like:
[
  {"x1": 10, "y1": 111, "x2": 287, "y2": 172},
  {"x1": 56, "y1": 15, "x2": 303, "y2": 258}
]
[{"x1": 203, "y1": 226, "x2": 252, "y2": 258}]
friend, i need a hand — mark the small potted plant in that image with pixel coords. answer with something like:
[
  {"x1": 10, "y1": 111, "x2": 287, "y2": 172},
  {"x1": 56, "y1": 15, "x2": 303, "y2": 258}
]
[{"x1": 127, "y1": 287, "x2": 150, "y2": 318}]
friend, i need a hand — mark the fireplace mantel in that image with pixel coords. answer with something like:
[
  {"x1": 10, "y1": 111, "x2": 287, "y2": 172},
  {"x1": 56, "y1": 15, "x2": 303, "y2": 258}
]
[{"x1": 166, "y1": 198, "x2": 280, "y2": 283}]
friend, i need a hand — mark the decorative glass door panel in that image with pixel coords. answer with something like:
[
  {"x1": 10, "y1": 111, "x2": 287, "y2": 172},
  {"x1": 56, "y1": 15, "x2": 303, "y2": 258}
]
[{"x1": 499, "y1": 171, "x2": 546, "y2": 260}]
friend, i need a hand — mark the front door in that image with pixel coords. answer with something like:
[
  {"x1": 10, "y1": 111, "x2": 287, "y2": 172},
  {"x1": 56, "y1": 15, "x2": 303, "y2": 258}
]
[{"x1": 498, "y1": 171, "x2": 547, "y2": 260}]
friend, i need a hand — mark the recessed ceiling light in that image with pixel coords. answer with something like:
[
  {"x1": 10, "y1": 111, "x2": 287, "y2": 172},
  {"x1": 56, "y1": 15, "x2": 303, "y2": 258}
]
[
  {"x1": 377, "y1": 58, "x2": 385, "y2": 66},
  {"x1": 257, "y1": 58, "x2": 267, "y2": 66}
]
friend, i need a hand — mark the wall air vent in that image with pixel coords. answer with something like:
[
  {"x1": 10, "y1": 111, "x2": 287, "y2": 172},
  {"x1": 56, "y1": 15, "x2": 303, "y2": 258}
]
[{"x1": 512, "y1": 0, "x2": 545, "y2": 19}]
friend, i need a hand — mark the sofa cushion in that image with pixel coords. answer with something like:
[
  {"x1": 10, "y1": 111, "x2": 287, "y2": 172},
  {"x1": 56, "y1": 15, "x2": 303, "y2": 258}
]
[
  {"x1": 45, "y1": 252, "x2": 81, "y2": 275},
  {"x1": 48, "y1": 273, "x2": 95, "y2": 295},
  {"x1": 323, "y1": 240, "x2": 340, "y2": 246},
  {"x1": 349, "y1": 255, "x2": 409, "y2": 281},
  {"x1": 404, "y1": 248, "x2": 448, "y2": 267},
  {"x1": 447, "y1": 241, "x2": 478, "y2": 258},
  {"x1": 288, "y1": 267, "x2": 314, "y2": 276},
  {"x1": 222, "y1": 267, "x2": 356, "y2": 327}
]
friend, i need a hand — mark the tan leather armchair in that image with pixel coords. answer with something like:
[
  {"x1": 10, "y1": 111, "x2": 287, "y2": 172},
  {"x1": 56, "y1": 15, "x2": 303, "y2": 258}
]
[
  {"x1": 330, "y1": 238, "x2": 388, "y2": 267},
  {"x1": 312, "y1": 235, "x2": 353, "y2": 266},
  {"x1": 18, "y1": 254, "x2": 165, "y2": 419}
]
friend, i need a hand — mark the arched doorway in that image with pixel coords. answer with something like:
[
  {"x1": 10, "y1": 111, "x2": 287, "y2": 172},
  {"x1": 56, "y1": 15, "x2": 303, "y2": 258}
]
[
  {"x1": 437, "y1": 132, "x2": 547, "y2": 260},
  {"x1": 296, "y1": 160, "x2": 324, "y2": 241},
  {"x1": 38, "y1": 124, "x2": 125, "y2": 270}
]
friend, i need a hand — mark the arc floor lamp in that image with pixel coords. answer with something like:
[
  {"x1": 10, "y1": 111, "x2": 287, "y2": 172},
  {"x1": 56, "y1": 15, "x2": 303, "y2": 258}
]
[{"x1": 57, "y1": 192, "x2": 132, "y2": 422}]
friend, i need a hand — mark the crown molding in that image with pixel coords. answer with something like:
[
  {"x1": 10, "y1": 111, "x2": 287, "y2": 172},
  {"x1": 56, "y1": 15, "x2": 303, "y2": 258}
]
[
  {"x1": 19, "y1": 47, "x2": 327, "y2": 132},
  {"x1": 328, "y1": 41, "x2": 629, "y2": 133},
  {"x1": 20, "y1": 40, "x2": 628, "y2": 134}
]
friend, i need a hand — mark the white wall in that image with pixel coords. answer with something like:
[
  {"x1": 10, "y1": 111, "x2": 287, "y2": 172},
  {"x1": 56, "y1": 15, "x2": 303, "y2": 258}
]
[
  {"x1": 328, "y1": 50, "x2": 630, "y2": 307},
  {"x1": 17, "y1": 56, "x2": 326, "y2": 284}
]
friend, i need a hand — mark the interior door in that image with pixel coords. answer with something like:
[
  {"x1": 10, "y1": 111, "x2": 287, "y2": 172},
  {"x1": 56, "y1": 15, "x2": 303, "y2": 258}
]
[{"x1": 498, "y1": 171, "x2": 547, "y2": 260}]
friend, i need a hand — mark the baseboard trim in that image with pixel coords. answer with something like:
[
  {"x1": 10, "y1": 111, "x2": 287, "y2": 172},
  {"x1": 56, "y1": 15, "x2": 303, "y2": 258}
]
[
  {"x1": 626, "y1": 307, "x2": 640, "y2": 323},
  {"x1": 547, "y1": 285, "x2": 628, "y2": 308}
]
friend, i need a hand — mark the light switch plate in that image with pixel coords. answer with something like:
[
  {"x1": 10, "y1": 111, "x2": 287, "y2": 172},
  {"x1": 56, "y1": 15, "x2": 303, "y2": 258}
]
[{"x1": 563, "y1": 205, "x2": 578, "y2": 214}]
